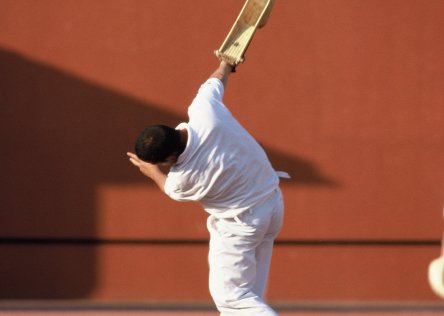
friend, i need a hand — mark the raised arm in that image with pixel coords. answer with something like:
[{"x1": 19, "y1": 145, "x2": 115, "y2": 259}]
[{"x1": 209, "y1": 61, "x2": 235, "y2": 87}]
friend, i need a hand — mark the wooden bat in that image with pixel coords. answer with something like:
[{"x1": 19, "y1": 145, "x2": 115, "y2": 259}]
[{"x1": 215, "y1": 0, "x2": 275, "y2": 66}]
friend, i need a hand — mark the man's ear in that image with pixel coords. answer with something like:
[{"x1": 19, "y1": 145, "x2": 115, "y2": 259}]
[{"x1": 165, "y1": 154, "x2": 178, "y2": 164}]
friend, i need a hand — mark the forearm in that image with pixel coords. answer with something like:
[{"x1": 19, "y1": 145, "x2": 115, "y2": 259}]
[
  {"x1": 127, "y1": 152, "x2": 167, "y2": 193},
  {"x1": 147, "y1": 168, "x2": 167, "y2": 193},
  {"x1": 210, "y1": 61, "x2": 234, "y2": 86}
]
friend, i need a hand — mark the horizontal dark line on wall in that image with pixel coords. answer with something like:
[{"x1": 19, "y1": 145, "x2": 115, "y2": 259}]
[
  {"x1": 279, "y1": 239, "x2": 441, "y2": 246},
  {"x1": 0, "y1": 237, "x2": 440, "y2": 247}
]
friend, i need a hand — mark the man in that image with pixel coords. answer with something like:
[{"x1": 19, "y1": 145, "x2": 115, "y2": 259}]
[{"x1": 127, "y1": 60, "x2": 284, "y2": 315}]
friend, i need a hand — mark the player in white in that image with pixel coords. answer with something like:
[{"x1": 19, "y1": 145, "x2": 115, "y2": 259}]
[{"x1": 127, "y1": 60, "x2": 285, "y2": 315}]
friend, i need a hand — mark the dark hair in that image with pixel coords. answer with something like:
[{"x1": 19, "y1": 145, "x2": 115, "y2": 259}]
[{"x1": 135, "y1": 125, "x2": 182, "y2": 163}]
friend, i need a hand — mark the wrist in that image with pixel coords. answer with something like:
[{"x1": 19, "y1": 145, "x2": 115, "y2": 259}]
[{"x1": 221, "y1": 60, "x2": 234, "y2": 70}]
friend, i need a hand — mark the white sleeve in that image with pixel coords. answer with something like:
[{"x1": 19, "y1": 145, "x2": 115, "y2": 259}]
[
  {"x1": 195, "y1": 78, "x2": 224, "y2": 101},
  {"x1": 164, "y1": 176, "x2": 191, "y2": 202},
  {"x1": 164, "y1": 176, "x2": 185, "y2": 201},
  {"x1": 188, "y1": 78, "x2": 231, "y2": 127},
  {"x1": 164, "y1": 173, "x2": 206, "y2": 202},
  {"x1": 188, "y1": 79, "x2": 224, "y2": 115}
]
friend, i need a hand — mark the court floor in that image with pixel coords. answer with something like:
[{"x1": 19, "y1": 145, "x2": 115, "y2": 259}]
[{"x1": 1, "y1": 302, "x2": 444, "y2": 316}]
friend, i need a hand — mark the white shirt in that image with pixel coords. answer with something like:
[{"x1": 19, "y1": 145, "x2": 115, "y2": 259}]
[{"x1": 164, "y1": 78, "x2": 279, "y2": 218}]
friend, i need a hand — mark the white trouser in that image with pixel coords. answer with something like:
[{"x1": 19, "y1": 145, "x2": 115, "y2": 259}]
[{"x1": 206, "y1": 189, "x2": 284, "y2": 316}]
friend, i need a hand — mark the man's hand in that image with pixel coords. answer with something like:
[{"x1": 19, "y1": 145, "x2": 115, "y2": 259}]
[
  {"x1": 127, "y1": 152, "x2": 167, "y2": 192},
  {"x1": 127, "y1": 152, "x2": 157, "y2": 178}
]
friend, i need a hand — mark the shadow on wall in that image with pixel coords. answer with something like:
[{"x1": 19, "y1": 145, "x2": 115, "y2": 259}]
[{"x1": 0, "y1": 48, "x2": 337, "y2": 299}]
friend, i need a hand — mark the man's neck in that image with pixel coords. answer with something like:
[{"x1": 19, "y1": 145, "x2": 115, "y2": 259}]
[{"x1": 178, "y1": 128, "x2": 188, "y2": 155}]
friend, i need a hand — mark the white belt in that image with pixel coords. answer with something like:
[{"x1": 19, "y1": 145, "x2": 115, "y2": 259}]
[{"x1": 276, "y1": 171, "x2": 290, "y2": 179}]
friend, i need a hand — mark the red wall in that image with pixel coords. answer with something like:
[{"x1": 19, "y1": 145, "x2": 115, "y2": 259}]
[{"x1": 1, "y1": 0, "x2": 443, "y2": 303}]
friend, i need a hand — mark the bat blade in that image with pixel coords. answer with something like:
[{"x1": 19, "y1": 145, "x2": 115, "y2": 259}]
[{"x1": 215, "y1": 0, "x2": 275, "y2": 65}]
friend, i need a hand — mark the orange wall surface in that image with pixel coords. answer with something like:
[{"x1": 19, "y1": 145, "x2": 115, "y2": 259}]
[{"x1": 1, "y1": 0, "x2": 444, "y2": 303}]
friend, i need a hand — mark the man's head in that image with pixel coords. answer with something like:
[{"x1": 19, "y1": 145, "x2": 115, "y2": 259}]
[{"x1": 135, "y1": 125, "x2": 182, "y2": 164}]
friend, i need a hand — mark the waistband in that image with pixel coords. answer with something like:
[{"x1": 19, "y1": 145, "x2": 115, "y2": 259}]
[{"x1": 210, "y1": 187, "x2": 281, "y2": 220}]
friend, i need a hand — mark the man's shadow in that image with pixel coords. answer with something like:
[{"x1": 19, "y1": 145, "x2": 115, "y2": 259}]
[{"x1": 0, "y1": 48, "x2": 337, "y2": 299}]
